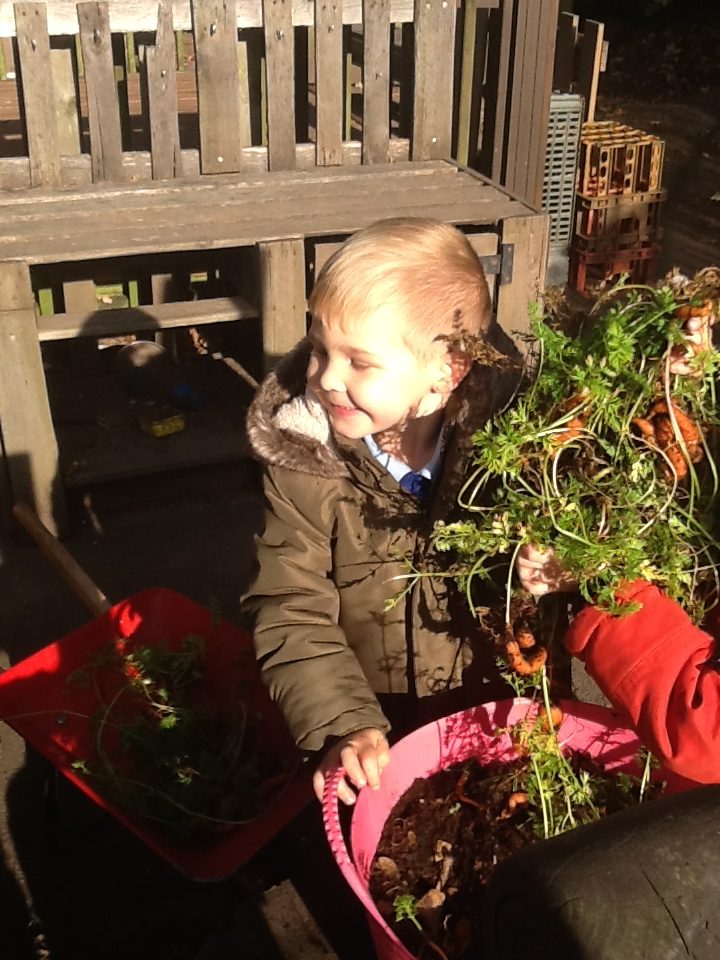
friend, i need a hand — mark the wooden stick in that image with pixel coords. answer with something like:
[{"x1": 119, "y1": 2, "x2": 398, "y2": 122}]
[{"x1": 12, "y1": 502, "x2": 112, "y2": 618}]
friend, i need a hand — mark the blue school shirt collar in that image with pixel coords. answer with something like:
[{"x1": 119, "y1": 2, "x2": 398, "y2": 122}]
[{"x1": 364, "y1": 430, "x2": 444, "y2": 484}]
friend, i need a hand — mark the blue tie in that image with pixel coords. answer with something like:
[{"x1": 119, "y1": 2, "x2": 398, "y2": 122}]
[{"x1": 399, "y1": 471, "x2": 432, "y2": 503}]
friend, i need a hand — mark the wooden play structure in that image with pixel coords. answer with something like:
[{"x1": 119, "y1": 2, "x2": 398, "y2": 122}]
[{"x1": 0, "y1": 0, "x2": 562, "y2": 535}]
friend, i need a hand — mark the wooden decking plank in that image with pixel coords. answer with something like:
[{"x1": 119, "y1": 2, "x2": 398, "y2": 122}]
[
  {"x1": 0, "y1": 177, "x2": 517, "y2": 233},
  {"x1": 412, "y1": 0, "x2": 456, "y2": 161},
  {"x1": 0, "y1": 177, "x2": 506, "y2": 239},
  {"x1": 13, "y1": 2, "x2": 61, "y2": 187},
  {"x1": 314, "y1": 0, "x2": 343, "y2": 166},
  {"x1": 263, "y1": 0, "x2": 296, "y2": 170},
  {"x1": 147, "y1": 1, "x2": 183, "y2": 179},
  {"x1": 77, "y1": 1, "x2": 124, "y2": 182},
  {"x1": 38, "y1": 296, "x2": 258, "y2": 341},
  {"x1": 0, "y1": 160, "x2": 459, "y2": 213},
  {"x1": 361, "y1": 0, "x2": 390, "y2": 164},
  {"x1": 192, "y1": 0, "x2": 243, "y2": 174},
  {"x1": 0, "y1": 195, "x2": 529, "y2": 263}
]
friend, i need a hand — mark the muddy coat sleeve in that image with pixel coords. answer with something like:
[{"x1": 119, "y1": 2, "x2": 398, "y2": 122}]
[
  {"x1": 242, "y1": 465, "x2": 389, "y2": 753},
  {"x1": 565, "y1": 580, "x2": 720, "y2": 783}
]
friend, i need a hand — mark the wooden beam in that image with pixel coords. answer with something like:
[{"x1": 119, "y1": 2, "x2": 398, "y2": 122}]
[
  {"x1": 495, "y1": 212, "x2": 548, "y2": 341},
  {"x1": 37, "y1": 296, "x2": 258, "y2": 341},
  {"x1": 412, "y1": 0, "x2": 456, "y2": 160},
  {"x1": 259, "y1": 238, "x2": 306, "y2": 368},
  {"x1": 0, "y1": 261, "x2": 66, "y2": 535}
]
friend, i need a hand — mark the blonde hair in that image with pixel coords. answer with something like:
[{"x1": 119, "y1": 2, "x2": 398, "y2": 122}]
[{"x1": 308, "y1": 218, "x2": 492, "y2": 357}]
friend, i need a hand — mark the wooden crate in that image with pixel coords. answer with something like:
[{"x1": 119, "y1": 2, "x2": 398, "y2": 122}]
[
  {"x1": 577, "y1": 122, "x2": 665, "y2": 200},
  {"x1": 568, "y1": 243, "x2": 659, "y2": 294}
]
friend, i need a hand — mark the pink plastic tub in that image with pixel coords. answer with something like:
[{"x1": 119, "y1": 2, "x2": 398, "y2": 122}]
[{"x1": 322, "y1": 698, "x2": 676, "y2": 960}]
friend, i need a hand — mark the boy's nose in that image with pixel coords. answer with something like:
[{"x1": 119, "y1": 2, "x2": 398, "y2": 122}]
[{"x1": 318, "y1": 357, "x2": 347, "y2": 393}]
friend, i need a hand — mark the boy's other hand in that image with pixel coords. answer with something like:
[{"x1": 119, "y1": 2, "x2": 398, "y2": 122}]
[
  {"x1": 516, "y1": 543, "x2": 577, "y2": 596},
  {"x1": 313, "y1": 727, "x2": 391, "y2": 806}
]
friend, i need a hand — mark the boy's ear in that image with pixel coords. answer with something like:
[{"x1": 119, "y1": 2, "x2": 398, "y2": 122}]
[{"x1": 434, "y1": 348, "x2": 472, "y2": 392}]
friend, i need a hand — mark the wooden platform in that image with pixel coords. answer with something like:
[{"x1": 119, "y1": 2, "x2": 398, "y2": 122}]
[{"x1": 0, "y1": 161, "x2": 528, "y2": 264}]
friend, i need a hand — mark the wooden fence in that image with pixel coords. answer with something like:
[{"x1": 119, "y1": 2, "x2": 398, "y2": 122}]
[{"x1": 0, "y1": 0, "x2": 560, "y2": 208}]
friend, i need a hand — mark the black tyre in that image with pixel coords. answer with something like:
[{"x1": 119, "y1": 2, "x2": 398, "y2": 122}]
[{"x1": 482, "y1": 785, "x2": 720, "y2": 960}]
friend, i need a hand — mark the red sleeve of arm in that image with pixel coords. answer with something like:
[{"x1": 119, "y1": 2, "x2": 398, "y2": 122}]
[{"x1": 566, "y1": 581, "x2": 720, "y2": 783}]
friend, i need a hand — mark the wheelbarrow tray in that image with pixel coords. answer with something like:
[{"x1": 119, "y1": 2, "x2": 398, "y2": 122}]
[{"x1": 0, "y1": 587, "x2": 311, "y2": 880}]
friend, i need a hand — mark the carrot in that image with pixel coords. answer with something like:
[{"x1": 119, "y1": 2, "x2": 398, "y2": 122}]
[{"x1": 504, "y1": 637, "x2": 548, "y2": 675}]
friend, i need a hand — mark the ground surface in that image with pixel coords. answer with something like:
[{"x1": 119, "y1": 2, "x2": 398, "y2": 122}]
[{"x1": 1, "y1": 6, "x2": 719, "y2": 959}]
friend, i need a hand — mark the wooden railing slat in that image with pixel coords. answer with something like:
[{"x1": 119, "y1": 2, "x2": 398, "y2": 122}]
[
  {"x1": 146, "y1": 1, "x2": 182, "y2": 179},
  {"x1": 13, "y1": 2, "x2": 61, "y2": 186},
  {"x1": 50, "y1": 43, "x2": 82, "y2": 155},
  {"x1": 412, "y1": 0, "x2": 456, "y2": 161},
  {"x1": 0, "y1": 1, "x2": 432, "y2": 35},
  {"x1": 314, "y1": 0, "x2": 343, "y2": 166},
  {"x1": 192, "y1": 0, "x2": 243, "y2": 174},
  {"x1": 262, "y1": 0, "x2": 296, "y2": 170},
  {"x1": 361, "y1": 0, "x2": 390, "y2": 164},
  {"x1": 77, "y1": 1, "x2": 124, "y2": 182}
]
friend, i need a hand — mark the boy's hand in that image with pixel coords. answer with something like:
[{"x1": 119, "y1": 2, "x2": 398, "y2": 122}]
[
  {"x1": 516, "y1": 543, "x2": 577, "y2": 597},
  {"x1": 313, "y1": 727, "x2": 391, "y2": 806}
]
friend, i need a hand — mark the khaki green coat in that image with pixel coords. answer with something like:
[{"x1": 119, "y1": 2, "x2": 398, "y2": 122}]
[{"x1": 242, "y1": 327, "x2": 520, "y2": 752}]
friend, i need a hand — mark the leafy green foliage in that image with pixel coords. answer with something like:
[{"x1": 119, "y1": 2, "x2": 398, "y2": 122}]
[
  {"x1": 433, "y1": 279, "x2": 720, "y2": 619},
  {"x1": 72, "y1": 635, "x2": 273, "y2": 840}
]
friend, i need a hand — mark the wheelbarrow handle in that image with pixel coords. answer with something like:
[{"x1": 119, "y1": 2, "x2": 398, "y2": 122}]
[{"x1": 12, "y1": 502, "x2": 112, "y2": 620}]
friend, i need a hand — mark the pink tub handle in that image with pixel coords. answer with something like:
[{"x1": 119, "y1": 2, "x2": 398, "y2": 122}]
[{"x1": 321, "y1": 767, "x2": 378, "y2": 914}]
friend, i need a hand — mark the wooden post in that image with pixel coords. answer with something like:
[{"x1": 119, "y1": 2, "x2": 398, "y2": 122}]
[
  {"x1": 314, "y1": 0, "x2": 343, "y2": 166},
  {"x1": 13, "y1": 2, "x2": 62, "y2": 187},
  {"x1": 50, "y1": 42, "x2": 82, "y2": 157},
  {"x1": 412, "y1": 0, "x2": 456, "y2": 160},
  {"x1": 258, "y1": 238, "x2": 306, "y2": 370},
  {"x1": 578, "y1": 19, "x2": 604, "y2": 123},
  {"x1": 191, "y1": 0, "x2": 243, "y2": 174},
  {"x1": 262, "y1": 0, "x2": 296, "y2": 170},
  {"x1": 146, "y1": 1, "x2": 183, "y2": 179},
  {"x1": 362, "y1": 0, "x2": 390, "y2": 164},
  {"x1": 0, "y1": 262, "x2": 66, "y2": 535},
  {"x1": 495, "y1": 213, "x2": 549, "y2": 341},
  {"x1": 77, "y1": 1, "x2": 125, "y2": 182}
]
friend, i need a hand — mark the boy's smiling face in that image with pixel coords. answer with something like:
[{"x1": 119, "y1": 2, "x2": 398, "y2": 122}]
[{"x1": 306, "y1": 309, "x2": 447, "y2": 440}]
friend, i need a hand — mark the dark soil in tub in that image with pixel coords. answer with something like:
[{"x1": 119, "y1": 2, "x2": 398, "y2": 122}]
[{"x1": 369, "y1": 754, "x2": 661, "y2": 960}]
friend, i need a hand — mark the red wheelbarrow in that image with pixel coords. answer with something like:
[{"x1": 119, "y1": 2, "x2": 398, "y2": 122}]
[{"x1": 0, "y1": 505, "x2": 312, "y2": 881}]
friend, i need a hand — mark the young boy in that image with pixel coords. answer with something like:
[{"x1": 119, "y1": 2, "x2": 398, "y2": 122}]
[{"x1": 242, "y1": 218, "x2": 520, "y2": 805}]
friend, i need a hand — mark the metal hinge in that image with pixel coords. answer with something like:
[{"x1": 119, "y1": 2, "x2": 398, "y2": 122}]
[{"x1": 479, "y1": 243, "x2": 515, "y2": 286}]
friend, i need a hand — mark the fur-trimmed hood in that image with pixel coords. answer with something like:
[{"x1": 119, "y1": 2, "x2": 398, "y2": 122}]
[{"x1": 245, "y1": 324, "x2": 523, "y2": 518}]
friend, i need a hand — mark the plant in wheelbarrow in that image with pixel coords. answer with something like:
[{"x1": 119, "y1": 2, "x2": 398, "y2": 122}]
[
  {"x1": 0, "y1": 511, "x2": 311, "y2": 880},
  {"x1": 323, "y1": 269, "x2": 720, "y2": 959}
]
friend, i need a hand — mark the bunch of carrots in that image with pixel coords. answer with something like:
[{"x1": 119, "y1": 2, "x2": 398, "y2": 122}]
[{"x1": 431, "y1": 270, "x2": 720, "y2": 675}]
